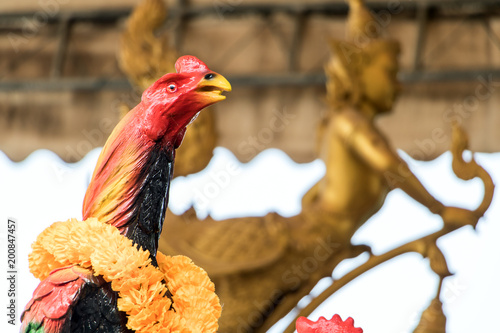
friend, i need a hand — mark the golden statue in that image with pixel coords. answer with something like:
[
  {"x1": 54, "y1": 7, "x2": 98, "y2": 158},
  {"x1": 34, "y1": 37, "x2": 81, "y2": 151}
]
[
  {"x1": 302, "y1": 0, "x2": 483, "y2": 248},
  {"x1": 119, "y1": 0, "x2": 217, "y2": 177},
  {"x1": 117, "y1": 0, "x2": 493, "y2": 331},
  {"x1": 159, "y1": 1, "x2": 494, "y2": 332}
]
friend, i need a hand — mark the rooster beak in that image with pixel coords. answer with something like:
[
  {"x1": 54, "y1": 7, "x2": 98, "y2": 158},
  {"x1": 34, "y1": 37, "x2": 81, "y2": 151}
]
[{"x1": 196, "y1": 73, "x2": 232, "y2": 102}]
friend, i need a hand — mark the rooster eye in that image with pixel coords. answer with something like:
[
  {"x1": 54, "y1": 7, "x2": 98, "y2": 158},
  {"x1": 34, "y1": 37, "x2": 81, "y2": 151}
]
[
  {"x1": 167, "y1": 84, "x2": 177, "y2": 92},
  {"x1": 204, "y1": 73, "x2": 215, "y2": 80}
]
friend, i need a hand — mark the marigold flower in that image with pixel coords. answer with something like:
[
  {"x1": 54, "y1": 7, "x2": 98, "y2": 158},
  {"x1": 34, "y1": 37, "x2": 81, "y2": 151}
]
[{"x1": 29, "y1": 218, "x2": 221, "y2": 332}]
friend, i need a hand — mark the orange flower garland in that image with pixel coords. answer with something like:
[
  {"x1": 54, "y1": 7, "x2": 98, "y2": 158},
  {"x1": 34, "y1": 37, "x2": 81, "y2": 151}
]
[{"x1": 28, "y1": 218, "x2": 221, "y2": 333}]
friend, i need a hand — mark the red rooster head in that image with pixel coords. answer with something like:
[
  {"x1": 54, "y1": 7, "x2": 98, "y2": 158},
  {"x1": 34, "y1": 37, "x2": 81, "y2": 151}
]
[
  {"x1": 140, "y1": 55, "x2": 231, "y2": 143},
  {"x1": 82, "y1": 55, "x2": 231, "y2": 242},
  {"x1": 296, "y1": 315, "x2": 363, "y2": 333}
]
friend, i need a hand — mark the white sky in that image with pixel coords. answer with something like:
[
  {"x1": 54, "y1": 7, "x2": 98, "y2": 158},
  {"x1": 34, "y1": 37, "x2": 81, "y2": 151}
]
[{"x1": 1, "y1": 147, "x2": 499, "y2": 332}]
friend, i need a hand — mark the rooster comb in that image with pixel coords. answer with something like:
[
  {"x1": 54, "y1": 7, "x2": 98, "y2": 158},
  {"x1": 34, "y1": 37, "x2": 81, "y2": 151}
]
[
  {"x1": 296, "y1": 314, "x2": 363, "y2": 333},
  {"x1": 175, "y1": 55, "x2": 209, "y2": 73}
]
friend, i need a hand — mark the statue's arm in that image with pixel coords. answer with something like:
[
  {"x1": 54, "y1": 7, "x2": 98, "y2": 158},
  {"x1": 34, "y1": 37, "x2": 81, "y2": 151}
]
[{"x1": 335, "y1": 110, "x2": 444, "y2": 215}]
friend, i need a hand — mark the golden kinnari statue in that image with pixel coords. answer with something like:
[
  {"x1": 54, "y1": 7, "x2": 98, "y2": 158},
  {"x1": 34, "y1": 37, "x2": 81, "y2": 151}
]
[{"x1": 120, "y1": 0, "x2": 494, "y2": 332}]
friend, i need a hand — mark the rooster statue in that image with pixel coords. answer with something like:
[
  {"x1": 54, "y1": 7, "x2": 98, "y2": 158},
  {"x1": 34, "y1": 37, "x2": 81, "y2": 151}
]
[{"x1": 20, "y1": 55, "x2": 231, "y2": 333}]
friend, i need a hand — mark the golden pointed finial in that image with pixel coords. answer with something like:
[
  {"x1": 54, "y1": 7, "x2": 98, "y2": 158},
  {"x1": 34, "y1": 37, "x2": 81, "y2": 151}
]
[
  {"x1": 325, "y1": 0, "x2": 399, "y2": 109},
  {"x1": 346, "y1": 0, "x2": 380, "y2": 44},
  {"x1": 119, "y1": 0, "x2": 177, "y2": 91},
  {"x1": 127, "y1": 0, "x2": 167, "y2": 34}
]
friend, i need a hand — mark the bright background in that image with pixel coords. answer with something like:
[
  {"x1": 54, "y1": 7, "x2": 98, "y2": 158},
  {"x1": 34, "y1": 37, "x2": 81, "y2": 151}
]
[{"x1": 1, "y1": 147, "x2": 499, "y2": 332}]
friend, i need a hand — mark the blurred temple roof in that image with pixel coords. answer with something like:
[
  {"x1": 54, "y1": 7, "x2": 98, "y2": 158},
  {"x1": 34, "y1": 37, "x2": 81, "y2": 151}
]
[{"x1": 1, "y1": 0, "x2": 500, "y2": 162}]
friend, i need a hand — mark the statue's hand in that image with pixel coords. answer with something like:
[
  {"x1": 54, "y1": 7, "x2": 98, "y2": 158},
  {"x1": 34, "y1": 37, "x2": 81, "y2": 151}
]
[{"x1": 440, "y1": 206, "x2": 480, "y2": 229}]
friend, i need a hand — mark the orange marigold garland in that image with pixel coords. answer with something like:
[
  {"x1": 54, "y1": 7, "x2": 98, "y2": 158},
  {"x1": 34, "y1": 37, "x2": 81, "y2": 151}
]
[{"x1": 28, "y1": 218, "x2": 221, "y2": 333}]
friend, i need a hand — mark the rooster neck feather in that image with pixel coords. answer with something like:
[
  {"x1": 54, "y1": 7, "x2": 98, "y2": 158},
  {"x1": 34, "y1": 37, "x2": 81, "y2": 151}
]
[
  {"x1": 123, "y1": 143, "x2": 174, "y2": 265},
  {"x1": 82, "y1": 105, "x2": 176, "y2": 265}
]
